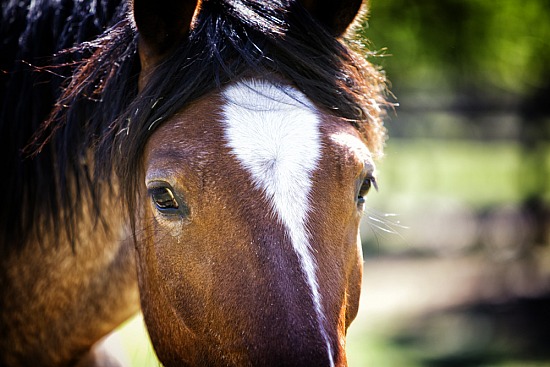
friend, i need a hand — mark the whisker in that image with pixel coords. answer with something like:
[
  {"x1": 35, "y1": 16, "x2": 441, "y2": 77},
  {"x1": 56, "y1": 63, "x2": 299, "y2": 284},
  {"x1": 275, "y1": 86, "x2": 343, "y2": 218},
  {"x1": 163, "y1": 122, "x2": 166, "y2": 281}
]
[
  {"x1": 367, "y1": 214, "x2": 409, "y2": 231},
  {"x1": 367, "y1": 221, "x2": 400, "y2": 235},
  {"x1": 363, "y1": 208, "x2": 409, "y2": 246}
]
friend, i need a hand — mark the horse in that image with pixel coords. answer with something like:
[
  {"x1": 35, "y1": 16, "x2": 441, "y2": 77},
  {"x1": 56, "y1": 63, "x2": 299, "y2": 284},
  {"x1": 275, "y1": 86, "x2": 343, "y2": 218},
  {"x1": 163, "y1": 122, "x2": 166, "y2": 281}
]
[{"x1": 0, "y1": 0, "x2": 387, "y2": 365}]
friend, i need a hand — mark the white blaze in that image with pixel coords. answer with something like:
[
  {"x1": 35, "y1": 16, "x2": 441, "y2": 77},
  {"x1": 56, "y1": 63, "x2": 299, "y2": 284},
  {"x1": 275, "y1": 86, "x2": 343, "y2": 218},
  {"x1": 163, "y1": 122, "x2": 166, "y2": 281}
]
[{"x1": 222, "y1": 79, "x2": 334, "y2": 365}]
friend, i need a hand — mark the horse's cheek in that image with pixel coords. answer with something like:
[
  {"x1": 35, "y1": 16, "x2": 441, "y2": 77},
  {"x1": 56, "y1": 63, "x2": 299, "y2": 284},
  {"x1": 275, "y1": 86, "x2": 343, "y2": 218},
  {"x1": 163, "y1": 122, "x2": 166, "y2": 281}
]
[
  {"x1": 345, "y1": 242, "x2": 363, "y2": 328},
  {"x1": 135, "y1": 218, "x2": 217, "y2": 363}
]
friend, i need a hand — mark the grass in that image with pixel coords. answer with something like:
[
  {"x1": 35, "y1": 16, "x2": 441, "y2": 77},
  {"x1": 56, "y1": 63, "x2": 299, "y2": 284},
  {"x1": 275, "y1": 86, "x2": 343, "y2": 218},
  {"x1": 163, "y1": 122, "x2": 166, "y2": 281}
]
[
  {"x1": 114, "y1": 315, "x2": 159, "y2": 367},
  {"x1": 370, "y1": 138, "x2": 549, "y2": 209}
]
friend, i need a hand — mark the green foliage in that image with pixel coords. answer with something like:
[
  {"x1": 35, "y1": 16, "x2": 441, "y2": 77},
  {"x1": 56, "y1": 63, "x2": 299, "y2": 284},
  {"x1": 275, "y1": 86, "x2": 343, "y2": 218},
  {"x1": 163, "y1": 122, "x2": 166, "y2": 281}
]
[
  {"x1": 370, "y1": 139, "x2": 543, "y2": 208},
  {"x1": 359, "y1": 0, "x2": 550, "y2": 95}
]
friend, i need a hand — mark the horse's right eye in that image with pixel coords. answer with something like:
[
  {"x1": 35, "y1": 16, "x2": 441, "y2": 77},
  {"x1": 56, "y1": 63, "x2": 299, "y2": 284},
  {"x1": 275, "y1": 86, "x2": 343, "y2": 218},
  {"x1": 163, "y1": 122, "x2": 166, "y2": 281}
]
[{"x1": 149, "y1": 186, "x2": 180, "y2": 214}]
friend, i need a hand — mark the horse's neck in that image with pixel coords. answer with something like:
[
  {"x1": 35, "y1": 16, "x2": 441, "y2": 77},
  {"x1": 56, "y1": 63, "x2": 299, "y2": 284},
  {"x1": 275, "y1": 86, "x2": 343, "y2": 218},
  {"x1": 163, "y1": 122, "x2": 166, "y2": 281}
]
[{"x1": 0, "y1": 190, "x2": 139, "y2": 365}]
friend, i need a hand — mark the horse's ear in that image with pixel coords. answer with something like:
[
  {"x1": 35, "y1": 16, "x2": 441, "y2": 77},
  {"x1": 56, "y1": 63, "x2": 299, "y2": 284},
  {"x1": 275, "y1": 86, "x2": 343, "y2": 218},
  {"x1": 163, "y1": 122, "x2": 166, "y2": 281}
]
[
  {"x1": 132, "y1": 0, "x2": 199, "y2": 71},
  {"x1": 300, "y1": 0, "x2": 364, "y2": 36}
]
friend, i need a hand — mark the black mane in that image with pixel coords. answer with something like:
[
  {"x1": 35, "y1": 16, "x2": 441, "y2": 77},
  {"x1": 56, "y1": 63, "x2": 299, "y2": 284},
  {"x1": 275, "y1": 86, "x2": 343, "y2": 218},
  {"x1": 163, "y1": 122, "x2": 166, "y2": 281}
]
[
  {"x1": 0, "y1": 0, "x2": 127, "y2": 251},
  {"x1": 0, "y1": 0, "x2": 387, "y2": 251}
]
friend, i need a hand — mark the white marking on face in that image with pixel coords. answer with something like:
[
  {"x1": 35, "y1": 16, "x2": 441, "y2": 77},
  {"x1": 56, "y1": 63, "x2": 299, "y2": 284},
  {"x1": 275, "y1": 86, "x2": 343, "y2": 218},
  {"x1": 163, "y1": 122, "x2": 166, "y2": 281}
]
[
  {"x1": 222, "y1": 79, "x2": 334, "y2": 366},
  {"x1": 330, "y1": 131, "x2": 374, "y2": 166}
]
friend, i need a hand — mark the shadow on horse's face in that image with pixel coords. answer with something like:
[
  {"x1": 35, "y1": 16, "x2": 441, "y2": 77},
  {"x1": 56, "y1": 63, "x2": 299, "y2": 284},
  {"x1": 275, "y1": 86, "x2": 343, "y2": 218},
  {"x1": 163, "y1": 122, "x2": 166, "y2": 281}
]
[{"x1": 137, "y1": 79, "x2": 375, "y2": 366}]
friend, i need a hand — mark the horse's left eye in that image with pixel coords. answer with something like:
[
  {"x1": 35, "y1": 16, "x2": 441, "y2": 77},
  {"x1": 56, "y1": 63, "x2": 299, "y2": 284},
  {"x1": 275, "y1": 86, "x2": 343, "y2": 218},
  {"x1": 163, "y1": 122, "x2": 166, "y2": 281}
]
[
  {"x1": 149, "y1": 186, "x2": 180, "y2": 214},
  {"x1": 357, "y1": 176, "x2": 378, "y2": 205}
]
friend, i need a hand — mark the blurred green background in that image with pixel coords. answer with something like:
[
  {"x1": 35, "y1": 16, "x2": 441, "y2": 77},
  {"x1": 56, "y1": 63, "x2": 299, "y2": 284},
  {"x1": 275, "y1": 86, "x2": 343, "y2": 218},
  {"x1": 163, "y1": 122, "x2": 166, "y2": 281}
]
[
  {"x1": 348, "y1": 0, "x2": 550, "y2": 366},
  {"x1": 112, "y1": 0, "x2": 550, "y2": 365}
]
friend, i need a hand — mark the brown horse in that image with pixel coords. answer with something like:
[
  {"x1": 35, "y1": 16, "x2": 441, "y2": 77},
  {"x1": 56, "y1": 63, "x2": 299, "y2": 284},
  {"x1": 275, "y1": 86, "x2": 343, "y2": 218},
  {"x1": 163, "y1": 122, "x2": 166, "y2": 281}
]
[{"x1": 0, "y1": 0, "x2": 387, "y2": 365}]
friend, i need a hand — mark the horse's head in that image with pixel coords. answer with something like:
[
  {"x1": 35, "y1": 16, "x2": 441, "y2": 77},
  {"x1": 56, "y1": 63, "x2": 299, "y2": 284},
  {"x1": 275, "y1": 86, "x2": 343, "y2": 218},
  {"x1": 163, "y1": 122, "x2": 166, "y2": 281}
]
[{"x1": 130, "y1": 0, "x2": 384, "y2": 365}]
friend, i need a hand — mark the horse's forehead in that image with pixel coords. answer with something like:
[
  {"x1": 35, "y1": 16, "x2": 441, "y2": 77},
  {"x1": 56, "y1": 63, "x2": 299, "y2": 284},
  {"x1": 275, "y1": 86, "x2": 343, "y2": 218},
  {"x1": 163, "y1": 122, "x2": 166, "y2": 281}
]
[{"x1": 146, "y1": 80, "x2": 372, "y2": 176}]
